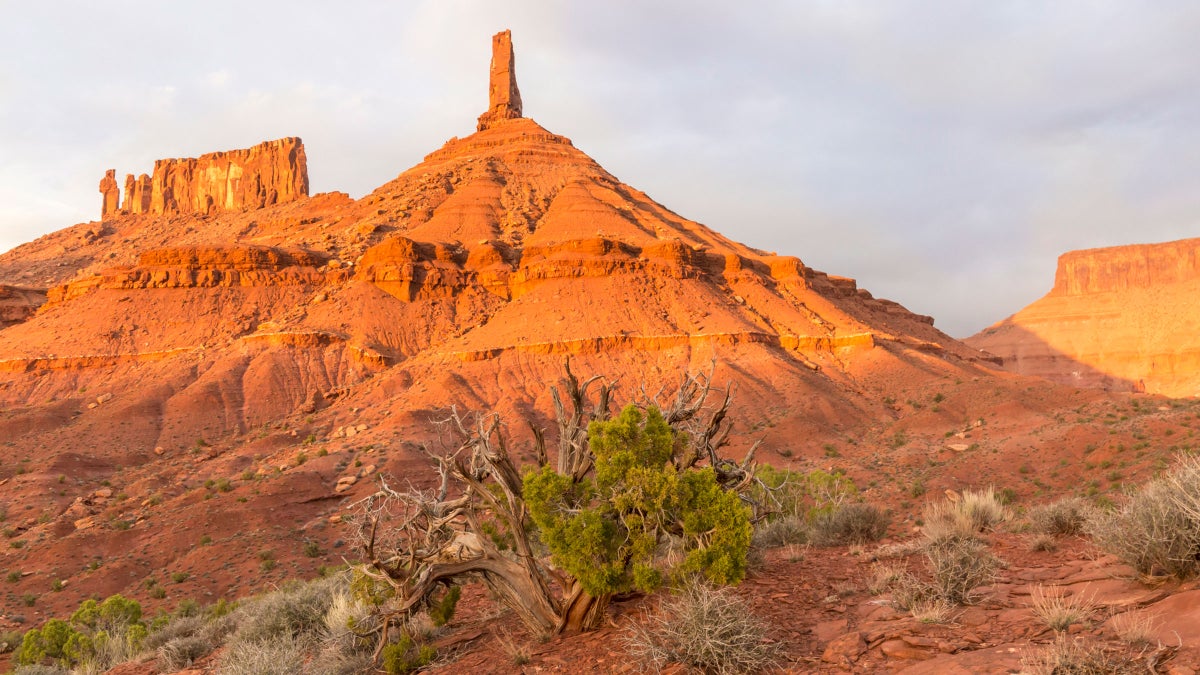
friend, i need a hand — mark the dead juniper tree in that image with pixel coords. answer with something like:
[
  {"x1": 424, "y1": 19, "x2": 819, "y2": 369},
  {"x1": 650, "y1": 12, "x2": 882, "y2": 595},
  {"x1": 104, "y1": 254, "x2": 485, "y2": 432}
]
[{"x1": 348, "y1": 360, "x2": 760, "y2": 647}]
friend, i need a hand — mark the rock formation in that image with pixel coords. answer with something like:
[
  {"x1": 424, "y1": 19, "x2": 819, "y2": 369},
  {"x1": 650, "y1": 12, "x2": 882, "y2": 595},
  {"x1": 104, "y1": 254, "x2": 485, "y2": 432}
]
[
  {"x1": 0, "y1": 29, "x2": 1040, "y2": 624},
  {"x1": 96, "y1": 137, "x2": 308, "y2": 219},
  {"x1": 477, "y1": 30, "x2": 523, "y2": 131},
  {"x1": 122, "y1": 173, "x2": 152, "y2": 214},
  {"x1": 98, "y1": 169, "x2": 120, "y2": 218},
  {"x1": 968, "y1": 237, "x2": 1200, "y2": 397}
]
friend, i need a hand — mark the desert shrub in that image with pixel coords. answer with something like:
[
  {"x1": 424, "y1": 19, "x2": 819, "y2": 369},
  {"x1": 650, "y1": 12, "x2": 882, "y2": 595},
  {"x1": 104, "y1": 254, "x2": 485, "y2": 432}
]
[
  {"x1": 747, "y1": 465, "x2": 858, "y2": 527},
  {"x1": 922, "y1": 487, "x2": 1007, "y2": 545},
  {"x1": 525, "y1": 404, "x2": 752, "y2": 595},
  {"x1": 157, "y1": 635, "x2": 214, "y2": 671},
  {"x1": 810, "y1": 503, "x2": 889, "y2": 547},
  {"x1": 1086, "y1": 468, "x2": 1200, "y2": 578},
  {"x1": 925, "y1": 538, "x2": 1000, "y2": 604},
  {"x1": 750, "y1": 515, "x2": 808, "y2": 549},
  {"x1": 623, "y1": 582, "x2": 780, "y2": 675},
  {"x1": 14, "y1": 595, "x2": 146, "y2": 670},
  {"x1": 1028, "y1": 497, "x2": 1090, "y2": 535},
  {"x1": 226, "y1": 576, "x2": 340, "y2": 647},
  {"x1": 1020, "y1": 635, "x2": 1135, "y2": 675},
  {"x1": 1029, "y1": 534, "x2": 1058, "y2": 552},
  {"x1": 215, "y1": 635, "x2": 306, "y2": 675},
  {"x1": 142, "y1": 615, "x2": 206, "y2": 652},
  {"x1": 427, "y1": 585, "x2": 460, "y2": 627},
  {"x1": 381, "y1": 633, "x2": 437, "y2": 675},
  {"x1": 1029, "y1": 586, "x2": 1094, "y2": 632}
]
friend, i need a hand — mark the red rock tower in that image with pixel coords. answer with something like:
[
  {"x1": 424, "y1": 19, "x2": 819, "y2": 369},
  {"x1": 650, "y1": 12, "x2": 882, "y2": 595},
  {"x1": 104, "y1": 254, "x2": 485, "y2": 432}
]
[
  {"x1": 98, "y1": 169, "x2": 120, "y2": 218},
  {"x1": 477, "y1": 30, "x2": 523, "y2": 131}
]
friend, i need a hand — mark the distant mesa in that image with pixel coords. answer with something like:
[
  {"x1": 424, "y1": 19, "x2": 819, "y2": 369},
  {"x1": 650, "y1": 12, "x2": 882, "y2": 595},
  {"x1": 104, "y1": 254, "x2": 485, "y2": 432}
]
[
  {"x1": 99, "y1": 137, "x2": 309, "y2": 218},
  {"x1": 968, "y1": 236, "x2": 1200, "y2": 397}
]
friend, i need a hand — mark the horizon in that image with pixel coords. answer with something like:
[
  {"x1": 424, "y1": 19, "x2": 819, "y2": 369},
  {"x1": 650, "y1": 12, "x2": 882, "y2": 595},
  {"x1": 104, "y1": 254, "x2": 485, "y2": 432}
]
[{"x1": 3, "y1": 2, "x2": 1199, "y2": 337}]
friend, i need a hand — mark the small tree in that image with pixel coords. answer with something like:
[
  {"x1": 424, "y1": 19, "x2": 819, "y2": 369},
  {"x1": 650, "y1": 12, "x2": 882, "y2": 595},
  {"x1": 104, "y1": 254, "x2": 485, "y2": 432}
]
[{"x1": 349, "y1": 362, "x2": 758, "y2": 657}]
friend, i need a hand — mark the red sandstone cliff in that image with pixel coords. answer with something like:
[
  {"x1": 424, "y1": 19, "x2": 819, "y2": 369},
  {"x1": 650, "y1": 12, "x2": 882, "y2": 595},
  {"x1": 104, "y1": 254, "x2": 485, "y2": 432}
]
[
  {"x1": 98, "y1": 137, "x2": 308, "y2": 217},
  {"x1": 968, "y1": 237, "x2": 1200, "y2": 397}
]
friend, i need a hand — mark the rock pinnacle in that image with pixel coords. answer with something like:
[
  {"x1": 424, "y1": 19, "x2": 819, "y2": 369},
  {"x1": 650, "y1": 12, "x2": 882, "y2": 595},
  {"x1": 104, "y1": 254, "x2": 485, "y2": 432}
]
[{"x1": 477, "y1": 30, "x2": 523, "y2": 131}]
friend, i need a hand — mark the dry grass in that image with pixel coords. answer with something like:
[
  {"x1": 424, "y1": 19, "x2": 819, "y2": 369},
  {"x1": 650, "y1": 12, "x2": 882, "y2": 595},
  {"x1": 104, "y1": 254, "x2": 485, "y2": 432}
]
[
  {"x1": 1028, "y1": 496, "x2": 1090, "y2": 535},
  {"x1": 810, "y1": 503, "x2": 889, "y2": 547},
  {"x1": 1029, "y1": 586, "x2": 1095, "y2": 632},
  {"x1": 623, "y1": 582, "x2": 781, "y2": 675},
  {"x1": 494, "y1": 627, "x2": 533, "y2": 666},
  {"x1": 1029, "y1": 534, "x2": 1058, "y2": 552},
  {"x1": 908, "y1": 597, "x2": 955, "y2": 624},
  {"x1": 923, "y1": 487, "x2": 1008, "y2": 545},
  {"x1": 925, "y1": 538, "x2": 1000, "y2": 605},
  {"x1": 1086, "y1": 473, "x2": 1200, "y2": 579},
  {"x1": 1020, "y1": 635, "x2": 1137, "y2": 675},
  {"x1": 1108, "y1": 611, "x2": 1160, "y2": 646},
  {"x1": 866, "y1": 562, "x2": 907, "y2": 596}
]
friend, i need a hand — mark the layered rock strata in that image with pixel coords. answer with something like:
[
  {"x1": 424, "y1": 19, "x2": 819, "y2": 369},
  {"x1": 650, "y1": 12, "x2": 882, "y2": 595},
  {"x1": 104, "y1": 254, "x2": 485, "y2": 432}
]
[
  {"x1": 96, "y1": 137, "x2": 309, "y2": 218},
  {"x1": 969, "y1": 237, "x2": 1200, "y2": 397}
]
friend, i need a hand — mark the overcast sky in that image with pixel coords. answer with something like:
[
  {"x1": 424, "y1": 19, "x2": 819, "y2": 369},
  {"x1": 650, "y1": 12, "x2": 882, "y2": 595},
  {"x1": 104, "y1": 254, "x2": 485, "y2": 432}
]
[{"x1": 3, "y1": 2, "x2": 1198, "y2": 337}]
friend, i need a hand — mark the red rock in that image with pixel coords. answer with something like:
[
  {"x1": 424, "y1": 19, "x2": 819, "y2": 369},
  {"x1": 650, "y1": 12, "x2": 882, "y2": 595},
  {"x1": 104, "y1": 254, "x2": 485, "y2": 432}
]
[
  {"x1": 822, "y1": 631, "x2": 865, "y2": 667},
  {"x1": 477, "y1": 30, "x2": 523, "y2": 131},
  {"x1": 895, "y1": 642, "x2": 1029, "y2": 674},
  {"x1": 969, "y1": 237, "x2": 1200, "y2": 397},
  {"x1": 881, "y1": 638, "x2": 933, "y2": 661},
  {"x1": 99, "y1": 169, "x2": 120, "y2": 217},
  {"x1": 95, "y1": 137, "x2": 311, "y2": 220}
]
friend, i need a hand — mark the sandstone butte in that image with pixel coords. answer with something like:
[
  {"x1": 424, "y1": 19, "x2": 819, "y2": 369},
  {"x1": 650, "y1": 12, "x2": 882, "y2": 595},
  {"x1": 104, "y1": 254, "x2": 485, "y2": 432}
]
[
  {"x1": 968, "y1": 236, "x2": 1200, "y2": 398},
  {"x1": 2, "y1": 30, "x2": 1200, "y2": 674}
]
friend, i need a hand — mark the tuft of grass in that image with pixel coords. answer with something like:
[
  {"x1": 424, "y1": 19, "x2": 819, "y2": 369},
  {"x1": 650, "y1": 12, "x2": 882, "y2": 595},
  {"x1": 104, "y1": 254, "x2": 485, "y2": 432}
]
[
  {"x1": 1108, "y1": 611, "x2": 1160, "y2": 646},
  {"x1": 623, "y1": 581, "x2": 781, "y2": 675},
  {"x1": 1029, "y1": 586, "x2": 1094, "y2": 632},
  {"x1": 1028, "y1": 497, "x2": 1090, "y2": 535},
  {"x1": 1020, "y1": 635, "x2": 1134, "y2": 675}
]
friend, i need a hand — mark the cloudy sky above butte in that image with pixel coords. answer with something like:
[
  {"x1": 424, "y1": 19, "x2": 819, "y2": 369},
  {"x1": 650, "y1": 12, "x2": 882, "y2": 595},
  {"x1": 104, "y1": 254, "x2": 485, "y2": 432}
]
[{"x1": 3, "y1": 2, "x2": 1199, "y2": 336}]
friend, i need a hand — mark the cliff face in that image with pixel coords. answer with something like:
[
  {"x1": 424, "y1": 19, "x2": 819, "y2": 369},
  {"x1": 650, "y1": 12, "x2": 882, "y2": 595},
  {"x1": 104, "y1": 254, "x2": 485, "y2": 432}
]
[
  {"x1": 1052, "y1": 239, "x2": 1200, "y2": 296},
  {"x1": 99, "y1": 137, "x2": 309, "y2": 217},
  {"x1": 969, "y1": 237, "x2": 1200, "y2": 397}
]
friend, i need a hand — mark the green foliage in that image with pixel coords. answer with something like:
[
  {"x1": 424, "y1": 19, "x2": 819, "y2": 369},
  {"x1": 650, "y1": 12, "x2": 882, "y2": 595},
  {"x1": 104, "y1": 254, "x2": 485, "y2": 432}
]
[
  {"x1": 524, "y1": 404, "x2": 752, "y2": 597},
  {"x1": 749, "y1": 465, "x2": 858, "y2": 521},
  {"x1": 428, "y1": 586, "x2": 460, "y2": 627},
  {"x1": 381, "y1": 633, "x2": 437, "y2": 675},
  {"x1": 15, "y1": 595, "x2": 145, "y2": 669}
]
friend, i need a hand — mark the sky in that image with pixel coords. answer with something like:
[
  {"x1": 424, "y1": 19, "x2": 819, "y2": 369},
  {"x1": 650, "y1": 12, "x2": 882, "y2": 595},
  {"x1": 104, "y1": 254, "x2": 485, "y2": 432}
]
[{"x1": 2, "y1": 2, "x2": 1199, "y2": 337}]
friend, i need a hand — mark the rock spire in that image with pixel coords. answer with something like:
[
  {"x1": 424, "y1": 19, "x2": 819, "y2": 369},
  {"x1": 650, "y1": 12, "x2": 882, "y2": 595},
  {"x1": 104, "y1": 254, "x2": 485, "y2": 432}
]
[
  {"x1": 99, "y1": 169, "x2": 120, "y2": 218},
  {"x1": 477, "y1": 30, "x2": 523, "y2": 131}
]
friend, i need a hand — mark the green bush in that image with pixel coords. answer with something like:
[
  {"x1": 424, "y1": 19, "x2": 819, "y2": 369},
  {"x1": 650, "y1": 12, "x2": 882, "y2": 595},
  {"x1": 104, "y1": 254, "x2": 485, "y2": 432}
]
[
  {"x1": 381, "y1": 633, "x2": 436, "y2": 675},
  {"x1": 524, "y1": 404, "x2": 752, "y2": 596}
]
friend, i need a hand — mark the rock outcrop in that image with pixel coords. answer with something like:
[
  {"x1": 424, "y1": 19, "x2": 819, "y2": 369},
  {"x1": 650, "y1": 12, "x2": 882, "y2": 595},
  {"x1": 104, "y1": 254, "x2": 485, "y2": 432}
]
[
  {"x1": 96, "y1": 137, "x2": 309, "y2": 218},
  {"x1": 122, "y1": 173, "x2": 152, "y2": 214},
  {"x1": 969, "y1": 237, "x2": 1200, "y2": 397},
  {"x1": 99, "y1": 169, "x2": 120, "y2": 218},
  {"x1": 0, "y1": 285, "x2": 46, "y2": 328},
  {"x1": 477, "y1": 30, "x2": 523, "y2": 131}
]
